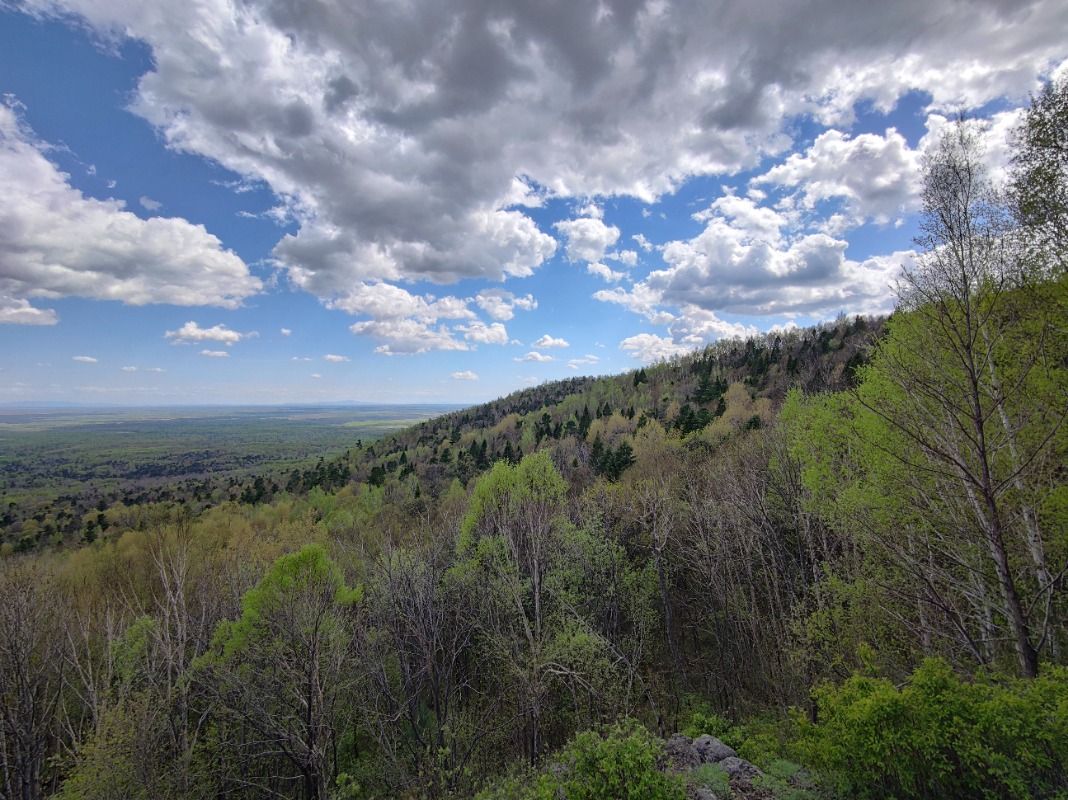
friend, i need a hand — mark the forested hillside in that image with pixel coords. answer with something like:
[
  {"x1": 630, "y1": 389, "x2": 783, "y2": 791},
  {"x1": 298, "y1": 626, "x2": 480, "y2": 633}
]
[{"x1": 1, "y1": 83, "x2": 1066, "y2": 800}]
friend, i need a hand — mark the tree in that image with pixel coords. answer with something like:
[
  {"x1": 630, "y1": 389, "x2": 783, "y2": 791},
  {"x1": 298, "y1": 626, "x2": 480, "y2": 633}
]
[
  {"x1": 458, "y1": 453, "x2": 569, "y2": 764},
  {"x1": 199, "y1": 544, "x2": 361, "y2": 799},
  {"x1": 1011, "y1": 76, "x2": 1068, "y2": 275},
  {"x1": 0, "y1": 559, "x2": 64, "y2": 800},
  {"x1": 852, "y1": 119, "x2": 1067, "y2": 677}
]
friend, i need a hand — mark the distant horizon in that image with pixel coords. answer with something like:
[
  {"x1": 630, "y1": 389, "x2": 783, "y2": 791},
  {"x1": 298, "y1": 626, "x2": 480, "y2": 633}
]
[{"x1": 0, "y1": 400, "x2": 469, "y2": 409}]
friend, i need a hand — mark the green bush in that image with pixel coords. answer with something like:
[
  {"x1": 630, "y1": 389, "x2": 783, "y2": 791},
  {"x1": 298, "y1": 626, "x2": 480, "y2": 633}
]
[
  {"x1": 692, "y1": 763, "x2": 732, "y2": 797},
  {"x1": 474, "y1": 720, "x2": 685, "y2": 800},
  {"x1": 541, "y1": 719, "x2": 686, "y2": 800},
  {"x1": 795, "y1": 658, "x2": 1068, "y2": 799},
  {"x1": 751, "y1": 759, "x2": 820, "y2": 800}
]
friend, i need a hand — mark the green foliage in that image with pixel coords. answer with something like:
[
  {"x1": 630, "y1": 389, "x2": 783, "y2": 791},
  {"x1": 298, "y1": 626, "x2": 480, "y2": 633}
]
[
  {"x1": 533, "y1": 719, "x2": 686, "y2": 800},
  {"x1": 680, "y1": 704, "x2": 733, "y2": 740},
  {"x1": 691, "y1": 763, "x2": 732, "y2": 797},
  {"x1": 751, "y1": 760, "x2": 820, "y2": 800},
  {"x1": 796, "y1": 658, "x2": 1068, "y2": 799},
  {"x1": 210, "y1": 542, "x2": 359, "y2": 660}
]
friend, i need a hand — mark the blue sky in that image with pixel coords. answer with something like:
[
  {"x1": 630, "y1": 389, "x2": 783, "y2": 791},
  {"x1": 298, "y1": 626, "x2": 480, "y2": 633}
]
[{"x1": 1, "y1": 1, "x2": 1065, "y2": 405}]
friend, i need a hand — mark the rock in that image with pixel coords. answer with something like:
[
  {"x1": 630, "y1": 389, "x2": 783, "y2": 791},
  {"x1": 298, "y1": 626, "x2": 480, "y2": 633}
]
[
  {"x1": 718, "y1": 755, "x2": 763, "y2": 781},
  {"x1": 664, "y1": 734, "x2": 702, "y2": 771},
  {"x1": 693, "y1": 734, "x2": 737, "y2": 763},
  {"x1": 687, "y1": 786, "x2": 720, "y2": 800}
]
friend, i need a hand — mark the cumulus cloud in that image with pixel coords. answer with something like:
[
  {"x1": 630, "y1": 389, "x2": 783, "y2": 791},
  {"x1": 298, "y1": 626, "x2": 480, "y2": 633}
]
[
  {"x1": 349, "y1": 318, "x2": 468, "y2": 355},
  {"x1": 567, "y1": 354, "x2": 599, "y2": 370},
  {"x1": 457, "y1": 321, "x2": 509, "y2": 345},
  {"x1": 619, "y1": 334, "x2": 693, "y2": 364},
  {"x1": 13, "y1": 0, "x2": 1065, "y2": 337},
  {"x1": 638, "y1": 195, "x2": 908, "y2": 318},
  {"x1": 120, "y1": 365, "x2": 138, "y2": 372},
  {"x1": 599, "y1": 191, "x2": 914, "y2": 357},
  {"x1": 555, "y1": 214, "x2": 620, "y2": 264},
  {"x1": 165, "y1": 321, "x2": 251, "y2": 346},
  {"x1": 632, "y1": 234, "x2": 654, "y2": 252},
  {"x1": 0, "y1": 295, "x2": 57, "y2": 325},
  {"x1": 0, "y1": 102, "x2": 260, "y2": 320},
  {"x1": 72, "y1": 355, "x2": 97, "y2": 363},
  {"x1": 533, "y1": 334, "x2": 569, "y2": 349},
  {"x1": 755, "y1": 110, "x2": 1027, "y2": 232},
  {"x1": 594, "y1": 283, "x2": 675, "y2": 325},
  {"x1": 586, "y1": 262, "x2": 625, "y2": 283},
  {"x1": 323, "y1": 353, "x2": 349, "y2": 362},
  {"x1": 515, "y1": 351, "x2": 554, "y2": 363},
  {"x1": 310, "y1": 373, "x2": 322, "y2": 378},
  {"x1": 607, "y1": 249, "x2": 639, "y2": 267},
  {"x1": 280, "y1": 327, "x2": 292, "y2": 336},
  {"x1": 139, "y1": 195, "x2": 162, "y2": 211},
  {"x1": 200, "y1": 349, "x2": 229, "y2": 357},
  {"x1": 323, "y1": 282, "x2": 473, "y2": 321},
  {"x1": 475, "y1": 289, "x2": 537, "y2": 321},
  {"x1": 451, "y1": 370, "x2": 479, "y2": 381},
  {"x1": 755, "y1": 128, "x2": 920, "y2": 226}
]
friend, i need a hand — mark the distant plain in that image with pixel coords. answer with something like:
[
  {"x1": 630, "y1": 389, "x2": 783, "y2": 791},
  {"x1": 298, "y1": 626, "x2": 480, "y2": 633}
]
[{"x1": 0, "y1": 404, "x2": 457, "y2": 504}]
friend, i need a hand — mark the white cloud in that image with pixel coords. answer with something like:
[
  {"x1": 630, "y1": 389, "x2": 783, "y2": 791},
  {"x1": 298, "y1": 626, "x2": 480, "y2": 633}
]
[
  {"x1": 321, "y1": 281, "x2": 474, "y2": 321},
  {"x1": 349, "y1": 318, "x2": 468, "y2": 355},
  {"x1": 669, "y1": 306, "x2": 759, "y2": 344},
  {"x1": 457, "y1": 321, "x2": 509, "y2": 345},
  {"x1": 121, "y1": 365, "x2": 138, "y2": 372},
  {"x1": 291, "y1": 356, "x2": 311, "y2": 361},
  {"x1": 280, "y1": 327, "x2": 292, "y2": 336},
  {"x1": 0, "y1": 103, "x2": 260, "y2": 319},
  {"x1": 594, "y1": 283, "x2": 675, "y2": 326},
  {"x1": 165, "y1": 321, "x2": 250, "y2": 346},
  {"x1": 607, "y1": 249, "x2": 639, "y2": 267},
  {"x1": 475, "y1": 289, "x2": 537, "y2": 321},
  {"x1": 755, "y1": 127, "x2": 921, "y2": 227},
  {"x1": 72, "y1": 355, "x2": 97, "y2": 363},
  {"x1": 323, "y1": 353, "x2": 349, "y2": 362},
  {"x1": 200, "y1": 349, "x2": 229, "y2": 358},
  {"x1": 619, "y1": 334, "x2": 693, "y2": 364},
  {"x1": 515, "y1": 351, "x2": 555, "y2": 363},
  {"x1": 13, "y1": 0, "x2": 1065, "y2": 339},
  {"x1": 0, "y1": 295, "x2": 57, "y2": 325},
  {"x1": 554, "y1": 214, "x2": 620, "y2": 264},
  {"x1": 451, "y1": 370, "x2": 479, "y2": 381},
  {"x1": 139, "y1": 195, "x2": 162, "y2": 211},
  {"x1": 145, "y1": 367, "x2": 165, "y2": 373},
  {"x1": 630, "y1": 195, "x2": 909, "y2": 318},
  {"x1": 310, "y1": 372, "x2": 322, "y2": 379},
  {"x1": 533, "y1": 334, "x2": 569, "y2": 349},
  {"x1": 567, "y1": 354, "x2": 599, "y2": 370},
  {"x1": 632, "y1": 234, "x2": 654, "y2": 252},
  {"x1": 586, "y1": 262, "x2": 625, "y2": 283}
]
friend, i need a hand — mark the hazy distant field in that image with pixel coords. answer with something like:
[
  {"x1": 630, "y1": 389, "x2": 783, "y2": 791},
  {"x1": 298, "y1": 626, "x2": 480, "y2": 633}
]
[{"x1": 0, "y1": 404, "x2": 456, "y2": 502}]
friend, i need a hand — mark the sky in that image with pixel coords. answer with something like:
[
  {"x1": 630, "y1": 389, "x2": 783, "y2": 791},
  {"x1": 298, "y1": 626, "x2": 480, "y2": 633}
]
[{"x1": 1, "y1": 0, "x2": 1065, "y2": 405}]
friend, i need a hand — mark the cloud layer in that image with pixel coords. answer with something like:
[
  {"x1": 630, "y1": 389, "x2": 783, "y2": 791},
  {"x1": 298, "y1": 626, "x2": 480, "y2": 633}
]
[
  {"x1": 0, "y1": 102, "x2": 261, "y2": 323},
  {"x1": 18, "y1": 0, "x2": 1066, "y2": 339}
]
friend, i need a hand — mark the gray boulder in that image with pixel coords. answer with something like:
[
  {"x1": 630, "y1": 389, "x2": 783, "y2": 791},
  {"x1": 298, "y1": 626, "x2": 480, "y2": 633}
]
[
  {"x1": 664, "y1": 734, "x2": 702, "y2": 771},
  {"x1": 686, "y1": 786, "x2": 720, "y2": 800},
  {"x1": 693, "y1": 734, "x2": 737, "y2": 764},
  {"x1": 718, "y1": 755, "x2": 762, "y2": 781}
]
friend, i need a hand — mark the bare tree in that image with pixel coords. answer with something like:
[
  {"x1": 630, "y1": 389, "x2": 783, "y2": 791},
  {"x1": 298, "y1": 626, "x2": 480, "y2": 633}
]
[
  {"x1": 858, "y1": 119, "x2": 1067, "y2": 677},
  {"x1": 0, "y1": 560, "x2": 64, "y2": 800}
]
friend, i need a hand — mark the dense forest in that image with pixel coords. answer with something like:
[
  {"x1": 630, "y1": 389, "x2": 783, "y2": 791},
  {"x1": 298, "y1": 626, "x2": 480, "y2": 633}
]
[{"x1": 1, "y1": 83, "x2": 1065, "y2": 800}]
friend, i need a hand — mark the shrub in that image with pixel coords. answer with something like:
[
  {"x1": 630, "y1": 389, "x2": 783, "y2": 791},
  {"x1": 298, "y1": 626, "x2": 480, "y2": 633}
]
[
  {"x1": 795, "y1": 658, "x2": 1068, "y2": 799},
  {"x1": 692, "y1": 763, "x2": 732, "y2": 797}
]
